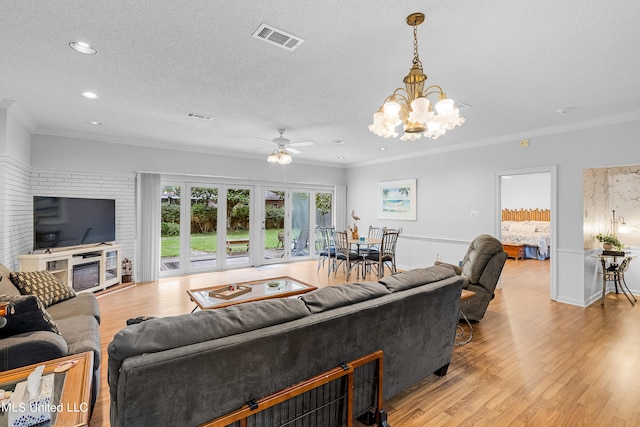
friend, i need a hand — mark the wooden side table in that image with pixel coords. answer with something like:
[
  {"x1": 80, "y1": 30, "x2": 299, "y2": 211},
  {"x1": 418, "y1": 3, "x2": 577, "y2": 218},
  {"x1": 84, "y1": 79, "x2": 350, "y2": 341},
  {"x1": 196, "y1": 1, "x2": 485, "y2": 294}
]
[
  {"x1": 0, "y1": 352, "x2": 93, "y2": 427},
  {"x1": 503, "y1": 244, "x2": 524, "y2": 260}
]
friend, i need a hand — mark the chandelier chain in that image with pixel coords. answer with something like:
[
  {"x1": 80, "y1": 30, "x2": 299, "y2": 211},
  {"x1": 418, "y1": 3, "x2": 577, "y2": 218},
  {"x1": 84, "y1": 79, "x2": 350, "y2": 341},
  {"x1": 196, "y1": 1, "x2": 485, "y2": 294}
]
[{"x1": 412, "y1": 24, "x2": 422, "y2": 68}]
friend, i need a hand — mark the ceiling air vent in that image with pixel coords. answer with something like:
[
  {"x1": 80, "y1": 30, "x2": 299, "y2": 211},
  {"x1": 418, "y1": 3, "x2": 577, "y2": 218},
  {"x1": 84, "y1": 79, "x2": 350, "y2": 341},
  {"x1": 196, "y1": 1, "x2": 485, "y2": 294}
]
[
  {"x1": 185, "y1": 112, "x2": 213, "y2": 121},
  {"x1": 252, "y1": 23, "x2": 304, "y2": 51}
]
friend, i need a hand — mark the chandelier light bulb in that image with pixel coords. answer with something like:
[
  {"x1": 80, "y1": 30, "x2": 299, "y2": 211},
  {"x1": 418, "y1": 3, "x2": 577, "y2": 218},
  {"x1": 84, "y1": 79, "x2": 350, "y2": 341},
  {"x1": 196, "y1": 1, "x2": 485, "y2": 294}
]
[{"x1": 435, "y1": 98, "x2": 454, "y2": 115}]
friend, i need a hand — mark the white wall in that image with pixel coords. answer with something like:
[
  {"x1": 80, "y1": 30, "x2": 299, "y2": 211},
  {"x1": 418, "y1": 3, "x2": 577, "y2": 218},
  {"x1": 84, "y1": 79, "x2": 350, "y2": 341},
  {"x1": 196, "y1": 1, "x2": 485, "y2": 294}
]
[
  {"x1": 345, "y1": 118, "x2": 640, "y2": 306},
  {"x1": 501, "y1": 173, "x2": 551, "y2": 209},
  {"x1": 31, "y1": 135, "x2": 345, "y2": 186},
  {"x1": 0, "y1": 103, "x2": 32, "y2": 269}
]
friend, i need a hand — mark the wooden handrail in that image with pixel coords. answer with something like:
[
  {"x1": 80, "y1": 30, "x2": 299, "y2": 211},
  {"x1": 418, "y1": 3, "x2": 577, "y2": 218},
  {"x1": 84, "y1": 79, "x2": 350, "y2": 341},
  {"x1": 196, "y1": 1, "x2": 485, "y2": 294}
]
[{"x1": 201, "y1": 350, "x2": 384, "y2": 427}]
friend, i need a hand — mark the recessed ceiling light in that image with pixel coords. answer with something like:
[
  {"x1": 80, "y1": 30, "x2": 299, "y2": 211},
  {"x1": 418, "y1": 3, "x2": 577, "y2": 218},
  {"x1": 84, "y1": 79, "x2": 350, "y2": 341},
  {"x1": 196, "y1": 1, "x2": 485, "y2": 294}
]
[
  {"x1": 87, "y1": 121, "x2": 102, "y2": 126},
  {"x1": 378, "y1": 147, "x2": 387, "y2": 151},
  {"x1": 82, "y1": 91, "x2": 99, "y2": 99},
  {"x1": 337, "y1": 156, "x2": 346, "y2": 160},
  {"x1": 331, "y1": 139, "x2": 347, "y2": 145},
  {"x1": 68, "y1": 41, "x2": 97, "y2": 55}
]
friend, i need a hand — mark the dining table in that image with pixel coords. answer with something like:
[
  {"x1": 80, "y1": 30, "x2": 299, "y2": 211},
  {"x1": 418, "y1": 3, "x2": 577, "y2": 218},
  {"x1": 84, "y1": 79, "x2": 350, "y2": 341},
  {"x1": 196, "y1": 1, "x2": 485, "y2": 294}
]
[{"x1": 348, "y1": 237, "x2": 381, "y2": 278}]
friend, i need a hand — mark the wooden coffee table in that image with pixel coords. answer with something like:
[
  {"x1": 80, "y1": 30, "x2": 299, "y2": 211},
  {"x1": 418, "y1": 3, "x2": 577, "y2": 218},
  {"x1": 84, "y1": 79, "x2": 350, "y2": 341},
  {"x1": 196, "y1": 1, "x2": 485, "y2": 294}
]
[
  {"x1": 187, "y1": 276, "x2": 317, "y2": 311},
  {"x1": 0, "y1": 351, "x2": 93, "y2": 427}
]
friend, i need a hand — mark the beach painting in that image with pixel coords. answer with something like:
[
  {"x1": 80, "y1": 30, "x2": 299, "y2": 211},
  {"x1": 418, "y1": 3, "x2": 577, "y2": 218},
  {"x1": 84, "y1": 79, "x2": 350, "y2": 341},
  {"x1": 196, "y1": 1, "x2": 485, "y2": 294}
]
[{"x1": 378, "y1": 179, "x2": 416, "y2": 220}]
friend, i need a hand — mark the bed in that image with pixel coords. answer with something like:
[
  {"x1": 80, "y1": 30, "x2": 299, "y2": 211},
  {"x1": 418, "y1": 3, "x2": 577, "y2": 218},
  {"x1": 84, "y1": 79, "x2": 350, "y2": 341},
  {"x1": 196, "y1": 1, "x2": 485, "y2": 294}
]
[{"x1": 501, "y1": 209, "x2": 551, "y2": 260}]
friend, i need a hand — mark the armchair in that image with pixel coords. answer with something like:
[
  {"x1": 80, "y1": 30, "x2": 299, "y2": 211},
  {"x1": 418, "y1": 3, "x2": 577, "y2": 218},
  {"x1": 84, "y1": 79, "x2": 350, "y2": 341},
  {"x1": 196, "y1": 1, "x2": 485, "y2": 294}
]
[{"x1": 436, "y1": 234, "x2": 507, "y2": 322}]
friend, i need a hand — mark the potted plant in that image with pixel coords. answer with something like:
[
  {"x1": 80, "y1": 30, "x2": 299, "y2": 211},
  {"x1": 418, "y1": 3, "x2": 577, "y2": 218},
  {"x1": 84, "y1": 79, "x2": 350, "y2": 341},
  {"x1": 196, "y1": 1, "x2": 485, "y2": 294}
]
[{"x1": 595, "y1": 233, "x2": 623, "y2": 250}]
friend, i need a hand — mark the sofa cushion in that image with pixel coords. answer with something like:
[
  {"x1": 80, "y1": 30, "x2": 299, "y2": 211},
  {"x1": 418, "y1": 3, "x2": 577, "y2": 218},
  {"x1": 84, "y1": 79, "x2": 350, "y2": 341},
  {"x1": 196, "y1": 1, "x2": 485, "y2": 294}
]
[
  {"x1": 9, "y1": 270, "x2": 76, "y2": 307},
  {"x1": 0, "y1": 265, "x2": 20, "y2": 297},
  {"x1": 0, "y1": 294, "x2": 60, "y2": 338},
  {"x1": 109, "y1": 297, "x2": 310, "y2": 361},
  {"x1": 56, "y1": 315, "x2": 101, "y2": 369},
  {"x1": 379, "y1": 265, "x2": 455, "y2": 292},
  {"x1": 46, "y1": 292, "x2": 101, "y2": 324},
  {"x1": 300, "y1": 282, "x2": 390, "y2": 313},
  {"x1": 0, "y1": 263, "x2": 11, "y2": 284}
]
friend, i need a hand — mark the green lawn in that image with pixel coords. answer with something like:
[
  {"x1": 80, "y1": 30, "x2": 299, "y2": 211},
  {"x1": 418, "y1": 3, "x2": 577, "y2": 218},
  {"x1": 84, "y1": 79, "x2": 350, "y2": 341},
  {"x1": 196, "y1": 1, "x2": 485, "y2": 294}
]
[{"x1": 161, "y1": 228, "x2": 283, "y2": 258}]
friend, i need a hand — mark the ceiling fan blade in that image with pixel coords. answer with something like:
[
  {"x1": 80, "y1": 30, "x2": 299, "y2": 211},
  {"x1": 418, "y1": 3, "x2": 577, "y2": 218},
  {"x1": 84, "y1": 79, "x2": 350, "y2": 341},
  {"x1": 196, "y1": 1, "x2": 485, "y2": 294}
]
[
  {"x1": 290, "y1": 140, "x2": 314, "y2": 147},
  {"x1": 287, "y1": 147, "x2": 302, "y2": 154},
  {"x1": 255, "y1": 137, "x2": 277, "y2": 145}
]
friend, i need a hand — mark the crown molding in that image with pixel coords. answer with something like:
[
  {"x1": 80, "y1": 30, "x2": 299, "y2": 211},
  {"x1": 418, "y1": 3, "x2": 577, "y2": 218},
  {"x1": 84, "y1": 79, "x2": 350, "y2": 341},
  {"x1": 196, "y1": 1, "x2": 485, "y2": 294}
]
[{"x1": 351, "y1": 110, "x2": 640, "y2": 168}]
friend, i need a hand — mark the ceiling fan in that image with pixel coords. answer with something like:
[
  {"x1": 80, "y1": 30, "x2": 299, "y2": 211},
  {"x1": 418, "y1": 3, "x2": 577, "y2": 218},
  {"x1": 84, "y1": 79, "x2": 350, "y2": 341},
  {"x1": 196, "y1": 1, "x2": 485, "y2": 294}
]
[{"x1": 258, "y1": 129, "x2": 314, "y2": 155}]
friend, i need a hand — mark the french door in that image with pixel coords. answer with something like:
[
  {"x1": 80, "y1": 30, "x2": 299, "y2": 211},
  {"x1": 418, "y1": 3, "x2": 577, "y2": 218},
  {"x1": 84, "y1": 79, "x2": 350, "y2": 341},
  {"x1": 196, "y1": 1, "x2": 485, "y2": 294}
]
[
  {"x1": 160, "y1": 182, "x2": 253, "y2": 276},
  {"x1": 261, "y1": 188, "x2": 334, "y2": 265},
  {"x1": 160, "y1": 180, "x2": 333, "y2": 275}
]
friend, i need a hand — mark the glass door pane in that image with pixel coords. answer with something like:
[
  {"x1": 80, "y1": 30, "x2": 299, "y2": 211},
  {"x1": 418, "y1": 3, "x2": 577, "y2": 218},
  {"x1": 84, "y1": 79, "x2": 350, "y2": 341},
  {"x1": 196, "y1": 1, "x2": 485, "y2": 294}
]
[
  {"x1": 189, "y1": 186, "x2": 218, "y2": 270},
  {"x1": 292, "y1": 192, "x2": 310, "y2": 258},
  {"x1": 224, "y1": 187, "x2": 252, "y2": 266},
  {"x1": 263, "y1": 189, "x2": 285, "y2": 263},
  {"x1": 160, "y1": 185, "x2": 181, "y2": 272},
  {"x1": 315, "y1": 192, "x2": 333, "y2": 228}
]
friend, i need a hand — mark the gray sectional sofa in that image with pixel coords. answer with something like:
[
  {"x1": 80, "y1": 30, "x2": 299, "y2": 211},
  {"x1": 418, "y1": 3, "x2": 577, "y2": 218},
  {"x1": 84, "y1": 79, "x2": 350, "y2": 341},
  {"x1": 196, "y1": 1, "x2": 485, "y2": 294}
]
[
  {"x1": 0, "y1": 264, "x2": 101, "y2": 409},
  {"x1": 108, "y1": 265, "x2": 464, "y2": 427}
]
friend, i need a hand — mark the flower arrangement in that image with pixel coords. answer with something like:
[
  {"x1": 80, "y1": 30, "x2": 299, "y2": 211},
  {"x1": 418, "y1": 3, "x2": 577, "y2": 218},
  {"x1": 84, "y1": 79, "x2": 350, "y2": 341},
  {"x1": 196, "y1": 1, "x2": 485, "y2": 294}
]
[{"x1": 595, "y1": 233, "x2": 623, "y2": 250}]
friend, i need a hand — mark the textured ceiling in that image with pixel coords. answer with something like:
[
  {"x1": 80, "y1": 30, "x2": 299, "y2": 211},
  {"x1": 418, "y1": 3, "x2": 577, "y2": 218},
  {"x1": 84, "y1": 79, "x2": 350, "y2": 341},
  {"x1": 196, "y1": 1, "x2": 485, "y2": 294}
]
[{"x1": 1, "y1": 1, "x2": 640, "y2": 167}]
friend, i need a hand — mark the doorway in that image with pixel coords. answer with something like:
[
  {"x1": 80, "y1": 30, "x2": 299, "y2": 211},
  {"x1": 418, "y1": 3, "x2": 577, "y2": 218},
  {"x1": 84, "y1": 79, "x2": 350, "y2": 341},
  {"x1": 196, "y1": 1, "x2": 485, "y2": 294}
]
[{"x1": 496, "y1": 166, "x2": 557, "y2": 300}]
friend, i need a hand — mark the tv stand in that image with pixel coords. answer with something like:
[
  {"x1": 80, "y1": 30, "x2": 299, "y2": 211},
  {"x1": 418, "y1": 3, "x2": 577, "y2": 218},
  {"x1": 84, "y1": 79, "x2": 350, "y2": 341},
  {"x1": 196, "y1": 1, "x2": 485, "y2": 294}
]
[{"x1": 19, "y1": 244, "x2": 122, "y2": 293}]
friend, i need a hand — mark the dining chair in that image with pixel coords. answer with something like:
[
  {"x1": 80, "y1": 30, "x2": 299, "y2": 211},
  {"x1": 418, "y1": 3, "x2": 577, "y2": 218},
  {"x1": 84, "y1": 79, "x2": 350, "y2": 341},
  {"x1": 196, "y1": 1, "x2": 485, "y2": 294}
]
[
  {"x1": 333, "y1": 230, "x2": 364, "y2": 280},
  {"x1": 368, "y1": 230, "x2": 400, "y2": 278},
  {"x1": 291, "y1": 229, "x2": 309, "y2": 257},
  {"x1": 362, "y1": 226, "x2": 384, "y2": 255},
  {"x1": 315, "y1": 227, "x2": 336, "y2": 275}
]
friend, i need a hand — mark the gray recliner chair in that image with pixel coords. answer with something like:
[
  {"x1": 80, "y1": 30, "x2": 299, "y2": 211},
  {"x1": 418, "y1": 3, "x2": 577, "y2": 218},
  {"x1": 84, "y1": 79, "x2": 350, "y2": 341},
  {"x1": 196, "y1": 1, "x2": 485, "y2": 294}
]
[{"x1": 436, "y1": 234, "x2": 507, "y2": 321}]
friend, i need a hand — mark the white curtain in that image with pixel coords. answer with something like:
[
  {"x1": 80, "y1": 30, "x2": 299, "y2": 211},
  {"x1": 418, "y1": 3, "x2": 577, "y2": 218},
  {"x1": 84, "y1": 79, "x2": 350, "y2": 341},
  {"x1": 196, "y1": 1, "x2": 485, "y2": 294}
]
[
  {"x1": 136, "y1": 172, "x2": 161, "y2": 282},
  {"x1": 334, "y1": 184, "x2": 347, "y2": 232}
]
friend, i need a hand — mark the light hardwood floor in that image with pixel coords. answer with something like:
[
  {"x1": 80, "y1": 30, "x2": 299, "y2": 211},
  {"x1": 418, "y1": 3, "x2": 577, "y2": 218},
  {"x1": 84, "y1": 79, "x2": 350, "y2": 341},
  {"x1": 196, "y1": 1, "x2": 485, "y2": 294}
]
[{"x1": 89, "y1": 259, "x2": 640, "y2": 426}]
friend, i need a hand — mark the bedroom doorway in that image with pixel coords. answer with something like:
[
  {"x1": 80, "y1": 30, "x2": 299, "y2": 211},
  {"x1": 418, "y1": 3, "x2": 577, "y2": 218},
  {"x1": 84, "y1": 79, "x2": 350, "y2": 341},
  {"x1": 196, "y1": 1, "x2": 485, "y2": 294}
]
[{"x1": 496, "y1": 166, "x2": 557, "y2": 301}]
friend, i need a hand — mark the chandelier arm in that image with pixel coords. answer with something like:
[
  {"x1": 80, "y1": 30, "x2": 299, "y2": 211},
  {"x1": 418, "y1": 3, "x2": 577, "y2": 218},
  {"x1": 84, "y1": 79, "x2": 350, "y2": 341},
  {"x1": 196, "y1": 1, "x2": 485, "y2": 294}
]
[
  {"x1": 383, "y1": 89, "x2": 410, "y2": 105},
  {"x1": 423, "y1": 85, "x2": 446, "y2": 98}
]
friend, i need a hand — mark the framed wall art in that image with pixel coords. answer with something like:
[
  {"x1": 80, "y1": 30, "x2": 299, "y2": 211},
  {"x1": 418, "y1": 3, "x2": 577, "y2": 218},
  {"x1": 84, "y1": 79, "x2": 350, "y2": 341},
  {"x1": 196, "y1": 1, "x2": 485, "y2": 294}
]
[{"x1": 378, "y1": 179, "x2": 416, "y2": 220}]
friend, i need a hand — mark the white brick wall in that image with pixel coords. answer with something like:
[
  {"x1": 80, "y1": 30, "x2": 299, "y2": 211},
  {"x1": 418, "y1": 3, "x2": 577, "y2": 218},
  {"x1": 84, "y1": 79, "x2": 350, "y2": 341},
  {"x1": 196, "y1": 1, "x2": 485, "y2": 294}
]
[
  {"x1": 0, "y1": 157, "x2": 33, "y2": 270},
  {"x1": 30, "y1": 170, "x2": 136, "y2": 273}
]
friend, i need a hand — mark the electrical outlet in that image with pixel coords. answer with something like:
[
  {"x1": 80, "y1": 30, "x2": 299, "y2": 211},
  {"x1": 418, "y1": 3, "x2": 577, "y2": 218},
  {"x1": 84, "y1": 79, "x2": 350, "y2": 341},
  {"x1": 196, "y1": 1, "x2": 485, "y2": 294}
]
[
  {"x1": 470, "y1": 210, "x2": 480, "y2": 217},
  {"x1": 520, "y1": 139, "x2": 529, "y2": 147}
]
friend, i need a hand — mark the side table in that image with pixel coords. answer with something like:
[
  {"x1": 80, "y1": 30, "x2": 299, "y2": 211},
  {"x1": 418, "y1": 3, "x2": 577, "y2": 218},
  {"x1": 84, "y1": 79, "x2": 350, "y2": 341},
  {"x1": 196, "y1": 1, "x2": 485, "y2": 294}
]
[
  {"x1": 0, "y1": 352, "x2": 93, "y2": 427},
  {"x1": 456, "y1": 289, "x2": 476, "y2": 346}
]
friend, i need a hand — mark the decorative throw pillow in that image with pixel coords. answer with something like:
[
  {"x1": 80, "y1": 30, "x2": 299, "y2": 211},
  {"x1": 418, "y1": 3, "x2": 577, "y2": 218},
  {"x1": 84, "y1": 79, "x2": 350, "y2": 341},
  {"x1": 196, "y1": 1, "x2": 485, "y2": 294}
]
[
  {"x1": 0, "y1": 294, "x2": 60, "y2": 338},
  {"x1": 9, "y1": 271, "x2": 76, "y2": 308}
]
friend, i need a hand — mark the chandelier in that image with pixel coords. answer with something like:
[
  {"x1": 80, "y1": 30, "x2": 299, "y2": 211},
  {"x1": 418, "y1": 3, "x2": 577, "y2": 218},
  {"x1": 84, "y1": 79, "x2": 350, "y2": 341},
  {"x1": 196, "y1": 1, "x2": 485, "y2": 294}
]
[
  {"x1": 267, "y1": 144, "x2": 292, "y2": 164},
  {"x1": 369, "y1": 13, "x2": 465, "y2": 141}
]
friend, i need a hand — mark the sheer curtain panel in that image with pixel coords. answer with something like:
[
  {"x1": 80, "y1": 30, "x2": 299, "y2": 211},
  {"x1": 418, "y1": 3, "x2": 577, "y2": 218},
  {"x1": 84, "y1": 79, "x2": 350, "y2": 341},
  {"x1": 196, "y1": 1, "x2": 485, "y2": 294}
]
[{"x1": 136, "y1": 172, "x2": 161, "y2": 282}]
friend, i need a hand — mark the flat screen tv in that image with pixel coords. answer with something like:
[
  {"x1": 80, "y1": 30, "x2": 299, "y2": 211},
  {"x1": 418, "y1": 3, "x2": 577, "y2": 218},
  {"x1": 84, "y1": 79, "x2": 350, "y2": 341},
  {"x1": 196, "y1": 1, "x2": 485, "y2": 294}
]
[{"x1": 33, "y1": 196, "x2": 116, "y2": 250}]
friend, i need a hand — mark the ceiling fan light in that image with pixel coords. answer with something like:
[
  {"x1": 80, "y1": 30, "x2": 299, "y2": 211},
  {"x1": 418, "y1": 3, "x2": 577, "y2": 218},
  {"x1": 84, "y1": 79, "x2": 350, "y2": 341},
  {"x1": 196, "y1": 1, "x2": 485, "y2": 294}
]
[
  {"x1": 267, "y1": 152, "x2": 279, "y2": 163},
  {"x1": 279, "y1": 153, "x2": 292, "y2": 164}
]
